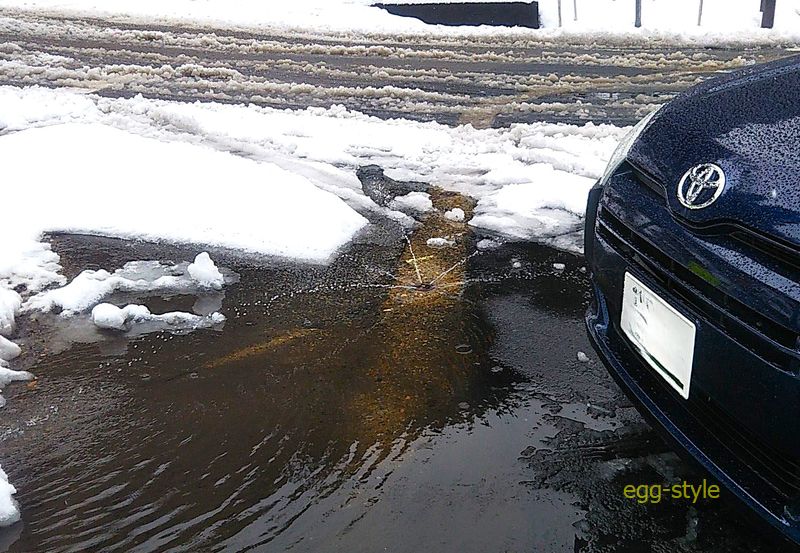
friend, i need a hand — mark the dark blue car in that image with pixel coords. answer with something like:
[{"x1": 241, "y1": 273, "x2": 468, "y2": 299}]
[{"x1": 585, "y1": 55, "x2": 800, "y2": 544}]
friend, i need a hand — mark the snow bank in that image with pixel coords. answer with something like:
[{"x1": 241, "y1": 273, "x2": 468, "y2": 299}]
[
  {"x1": 0, "y1": 86, "x2": 624, "y2": 255},
  {"x1": 0, "y1": 466, "x2": 20, "y2": 527},
  {"x1": 91, "y1": 303, "x2": 225, "y2": 331},
  {"x1": 0, "y1": 0, "x2": 797, "y2": 43},
  {"x1": 2, "y1": 123, "x2": 367, "y2": 264},
  {"x1": 538, "y1": 0, "x2": 797, "y2": 35},
  {"x1": 0, "y1": 0, "x2": 435, "y2": 35}
]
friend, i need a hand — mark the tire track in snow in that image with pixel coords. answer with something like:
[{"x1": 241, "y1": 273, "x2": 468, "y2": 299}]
[{"x1": 0, "y1": 8, "x2": 791, "y2": 127}]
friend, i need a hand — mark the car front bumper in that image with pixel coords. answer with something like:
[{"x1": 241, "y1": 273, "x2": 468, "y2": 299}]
[{"x1": 584, "y1": 182, "x2": 800, "y2": 546}]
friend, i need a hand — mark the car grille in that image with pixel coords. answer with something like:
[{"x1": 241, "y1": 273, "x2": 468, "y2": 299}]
[
  {"x1": 596, "y1": 206, "x2": 800, "y2": 373},
  {"x1": 628, "y1": 161, "x2": 800, "y2": 278},
  {"x1": 629, "y1": 163, "x2": 667, "y2": 199}
]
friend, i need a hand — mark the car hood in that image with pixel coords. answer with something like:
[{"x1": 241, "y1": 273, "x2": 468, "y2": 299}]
[{"x1": 628, "y1": 55, "x2": 800, "y2": 250}]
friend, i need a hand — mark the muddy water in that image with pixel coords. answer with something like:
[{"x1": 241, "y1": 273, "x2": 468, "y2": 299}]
[
  {"x1": 0, "y1": 214, "x2": 783, "y2": 552},
  {"x1": 0, "y1": 196, "x2": 516, "y2": 553}
]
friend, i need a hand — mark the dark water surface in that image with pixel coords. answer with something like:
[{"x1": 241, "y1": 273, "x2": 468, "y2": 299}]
[{"x1": 0, "y1": 227, "x2": 782, "y2": 552}]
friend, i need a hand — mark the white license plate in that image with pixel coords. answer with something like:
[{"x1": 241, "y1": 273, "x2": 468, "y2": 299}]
[{"x1": 620, "y1": 272, "x2": 696, "y2": 399}]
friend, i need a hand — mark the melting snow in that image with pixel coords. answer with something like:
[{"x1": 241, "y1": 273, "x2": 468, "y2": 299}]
[
  {"x1": 0, "y1": 85, "x2": 622, "y2": 526},
  {"x1": 426, "y1": 237, "x2": 455, "y2": 248},
  {"x1": 0, "y1": 337, "x2": 21, "y2": 362},
  {"x1": 187, "y1": 252, "x2": 225, "y2": 290},
  {"x1": 91, "y1": 303, "x2": 225, "y2": 331},
  {"x1": 0, "y1": 465, "x2": 21, "y2": 527},
  {"x1": 389, "y1": 191, "x2": 434, "y2": 214},
  {"x1": 444, "y1": 208, "x2": 466, "y2": 222},
  {"x1": 2, "y1": 123, "x2": 367, "y2": 264},
  {"x1": 0, "y1": 290, "x2": 21, "y2": 337},
  {"x1": 0, "y1": 366, "x2": 33, "y2": 410},
  {"x1": 24, "y1": 256, "x2": 232, "y2": 316},
  {"x1": 0, "y1": 86, "x2": 625, "y2": 255}
]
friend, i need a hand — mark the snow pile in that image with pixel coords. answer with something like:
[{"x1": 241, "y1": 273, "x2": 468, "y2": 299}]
[
  {"x1": 90, "y1": 303, "x2": 134, "y2": 330},
  {"x1": 0, "y1": 86, "x2": 624, "y2": 254},
  {"x1": 187, "y1": 252, "x2": 224, "y2": 290},
  {"x1": 0, "y1": 465, "x2": 21, "y2": 527},
  {"x1": 470, "y1": 164, "x2": 599, "y2": 251},
  {"x1": 91, "y1": 303, "x2": 225, "y2": 331},
  {"x1": 1, "y1": 123, "x2": 367, "y2": 264},
  {"x1": 0, "y1": 337, "x2": 21, "y2": 363}
]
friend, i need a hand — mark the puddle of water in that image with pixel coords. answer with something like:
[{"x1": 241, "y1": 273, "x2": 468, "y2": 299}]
[
  {"x1": 0, "y1": 202, "x2": 780, "y2": 552},
  {"x1": 0, "y1": 190, "x2": 522, "y2": 552}
]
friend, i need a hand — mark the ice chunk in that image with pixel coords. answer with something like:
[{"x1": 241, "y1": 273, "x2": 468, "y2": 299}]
[
  {"x1": 553, "y1": 263, "x2": 566, "y2": 271},
  {"x1": 0, "y1": 289, "x2": 21, "y2": 337},
  {"x1": 0, "y1": 465, "x2": 20, "y2": 528},
  {"x1": 91, "y1": 303, "x2": 225, "y2": 332},
  {"x1": 0, "y1": 337, "x2": 21, "y2": 362},
  {"x1": 0, "y1": 366, "x2": 34, "y2": 409},
  {"x1": 426, "y1": 237, "x2": 455, "y2": 248},
  {"x1": 470, "y1": 166, "x2": 596, "y2": 254},
  {"x1": 476, "y1": 239, "x2": 501, "y2": 251},
  {"x1": 389, "y1": 192, "x2": 433, "y2": 214},
  {"x1": 187, "y1": 252, "x2": 224, "y2": 290},
  {"x1": 91, "y1": 303, "x2": 128, "y2": 330},
  {"x1": 444, "y1": 208, "x2": 465, "y2": 222},
  {"x1": 25, "y1": 257, "x2": 230, "y2": 316}
]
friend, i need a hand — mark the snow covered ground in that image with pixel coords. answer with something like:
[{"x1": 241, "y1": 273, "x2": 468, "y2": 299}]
[
  {"x1": 0, "y1": 0, "x2": 797, "y2": 42},
  {"x1": 0, "y1": 85, "x2": 624, "y2": 251}
]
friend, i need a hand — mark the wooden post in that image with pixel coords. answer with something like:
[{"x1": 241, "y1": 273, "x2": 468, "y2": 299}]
[
  {"x1": 558, "y1": 0, "x2": 562, "y2": 26},
  {"x1": 761, "y1": 0, "x2": 776, "y2": 28},
  {"x1": 573, "y1": 0, "x2": 578, "y2": 21},
  {"x1": 697, "y1": 0, "x2": 704, "y2": 25},
  {"x1": 635, "y1": 0, "x2": 642, "y2": 27}
]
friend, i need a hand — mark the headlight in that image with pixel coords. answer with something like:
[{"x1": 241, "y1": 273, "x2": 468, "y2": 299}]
[{"x1": 597, "y1": 108, "x2": 660, "y2": 188}]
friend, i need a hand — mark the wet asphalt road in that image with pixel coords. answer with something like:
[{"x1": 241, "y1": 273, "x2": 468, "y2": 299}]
[
  {"x1": 0, "y1": 9, "x2": 798, "y2": 552},
  {"x1": 0, "y1": 221, "x2": 788, "y2": 552}
]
